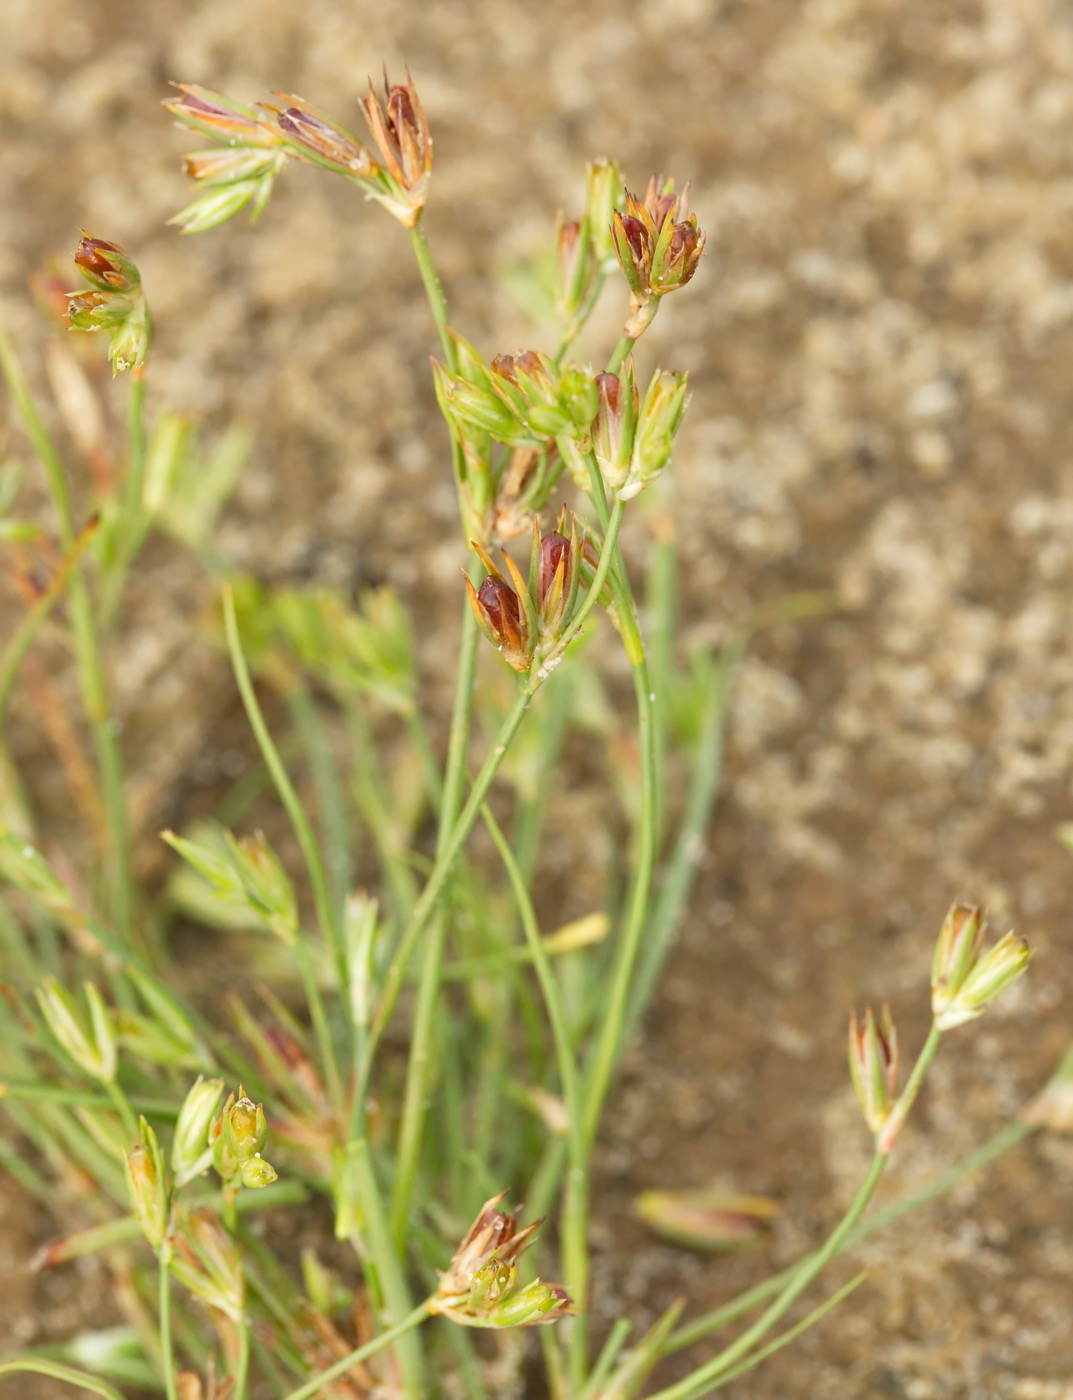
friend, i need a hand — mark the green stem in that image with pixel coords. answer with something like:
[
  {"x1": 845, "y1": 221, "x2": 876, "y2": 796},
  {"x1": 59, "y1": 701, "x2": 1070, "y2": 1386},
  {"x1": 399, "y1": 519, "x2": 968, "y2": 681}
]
[
  {"x1": 650, "y1": 1157, "x2": 888, "y2": 1400},
  {"x1": 233, "y1": 1314, "x2": 251, "y2": 1400},
  {"x1": 222, "y1": 587, "x2": 343, "y2": 1109},
  {"x1": 666, "y1": 1119, "x2": 1033, "y2": 1353},
  {"x1": 389, "y1": 599, "x2": 480, "y2": 1247},
  {"x1": 705, "y1": 1273, "x2": 868, "y2": 1392},
  {"x1": 409, "y1": 222, "x2": 456, "y2": 369},
  {"x1": 103, "y1": 1077, "x2": 139, "y2": 1142},
  {"x1": 158, "y1": 1244, "x2": 178, "y2": 1400},
  {"x1": 652, "y1": 1026, "x2": 945, "y2": 1398},
  {"x1": 625, "y1": 640, "x2": 739, "y2": 1038},
  {"x1": 0, "y1": 1359, "x2": 126, "y2": 1399},
  {"x1": 369, "y1": 683, "x2": 534, "y2": 1048},
  {"x1": 280, "y1": 1302, "x2": 430, "y2": 1400},
  {"x1": 481, "y1": 804, "x2": 588, "y2": 1309},
  {"x1": 0, "y1": 311, "x2": 132, "y2": 943},
  {"x1": 605, "y1": 333, "x2": 636, "y2": 376},
  {"x1": 0, "y1": 519, "x2": 98, "y2": 722}
]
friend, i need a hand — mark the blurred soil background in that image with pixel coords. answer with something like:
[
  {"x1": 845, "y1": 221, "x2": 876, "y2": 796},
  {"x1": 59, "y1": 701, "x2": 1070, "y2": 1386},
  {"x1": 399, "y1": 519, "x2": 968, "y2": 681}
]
[{"x1": 3, "y1": 0, "x2": 1073, "y2": 1395}]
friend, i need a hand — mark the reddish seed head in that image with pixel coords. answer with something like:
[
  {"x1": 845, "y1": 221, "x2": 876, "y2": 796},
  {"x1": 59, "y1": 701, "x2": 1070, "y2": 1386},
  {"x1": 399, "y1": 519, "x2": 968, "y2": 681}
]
[
  {"x1": 538, "y1": 533, "x2": 570, "y2": 607},
  {"x1": 477, "y1": 576, "x2": 521, "y2": 635}
]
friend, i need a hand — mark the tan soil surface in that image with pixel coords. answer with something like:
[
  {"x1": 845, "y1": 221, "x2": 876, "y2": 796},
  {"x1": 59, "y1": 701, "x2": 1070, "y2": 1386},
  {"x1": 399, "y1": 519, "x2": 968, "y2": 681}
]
[{"x1": 3, "y1": 1, "x2": 1073, "y2": 1396}]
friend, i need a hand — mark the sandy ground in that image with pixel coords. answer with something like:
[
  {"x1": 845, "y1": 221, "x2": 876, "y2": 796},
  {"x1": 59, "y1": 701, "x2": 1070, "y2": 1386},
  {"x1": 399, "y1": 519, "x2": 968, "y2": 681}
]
[{"x1": 3, "y1": 0, "x2": 1073, "y2": 1395}]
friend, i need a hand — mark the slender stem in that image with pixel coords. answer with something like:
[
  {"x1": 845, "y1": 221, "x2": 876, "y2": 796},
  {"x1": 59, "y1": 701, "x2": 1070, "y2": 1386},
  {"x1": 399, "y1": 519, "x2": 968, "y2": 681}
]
[
  {"x1": 605, "y1": 333, "x2": 636, "y2": 376},
  {"x1": 389, "y1": 599, "x2": 480, "y2": 1246},
  {"x1": 651, "y1": 1026, "x2": 946, "y2": 1398},
  {"x1": 481, "y1": 804, "x2": 588, "y2": 1309},
  {"x1": 409, "y1": 222, "x2": 456, "y2": 369},
  {"x1": 369, "y1": 683, "x2": 534, "y2": 1048},
  {"x1": 0, "y1": 311, "x2": 132, "y2": 942},
  {"x1": 0, "y1": 518, "x2": 99, "y2": 721},
  {"x1": 705, "y1": 1273, "x2": 868, "y2": 1393},
  {"x1": 625, "y1": 641, "x2": 739, "y2": 1038},
  {"x1": 0, "y1": 1359, "x2": 126, "y2": 1399},
  {"x1": 649, "y1": 1156, "x2": 888, "y2": 1400},
  {"x1": 222, "y1": 587, "x2": 343, "y2": 1108},
  {"x1": 280, "y1": 1302, "x2": 430, "y2": 1400},
  {"x1": 0, "y1": 311, "x2": 74, "y2": 544},
  {"x1": 233, "y1": 1314, "x2": 251, "y2": 1400},
  {"x1": 158, "y1": 1244, "x2": 178, "y2": 1400},
  {"x1": 103, "y1": 1077, "x2": 139, "y2": 1142}
]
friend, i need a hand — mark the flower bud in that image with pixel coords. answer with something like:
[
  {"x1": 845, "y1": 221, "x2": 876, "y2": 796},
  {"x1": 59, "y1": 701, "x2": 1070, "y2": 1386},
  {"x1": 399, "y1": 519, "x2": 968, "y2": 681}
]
[
  {"x1": 165, "y1": 84, "x2": 282, "y2": 147},
  {"x1": 466, "y1": 574, "x2": 533, "y2": 672},
  {"x1": 553, "y1": 215, "x2": 595, "y2": 327},
  {"x1": 935, "y1": 931, "x2": 1032, "y2": 1031},
  {"x1": 617, "y1": 369, "x2": 688, "y2": 501},
  {"x1": 72, "y1": 235, "x2": 140, "y2": 294},
  {"x1": 430, "y1": 1194, "x2": 570, "y2": 1328},
  {"x1": 225, "y1": 831, "x2": 298, "y2": 945},
  {"x1": 125, "y1": 1117, "x2": 169, "y2": 1248},
  {"x1": 240, "y1": 1155, "x2": 279, "y2": 1188},
  {"x1": 67, "y1": 234, "x2": 150, "y2": 374},
  {"x1": 268, "y1": 93, "x2": 375, "y2": 176},
  {"x1": 532, "y1": 513, "x2": 581, "y2": 639},
  {"x1": 491, "y1": 1280, "x2": 572, "y2": 1328},
  {"x1": 585, "y1": 159, "x2": 624, "y2": 266},
  {"x1": 172, "y1": 1077, "x2": 224, "y2": 1187},
  {"x1": 931, "y1": 903, "x2": 984, "y2": 1012},
  {"x1": 225, "y1": 1093, "x2": 268, "y2": 1161},
  {"x1": 848, "y1": 1005, "x2": 899, "y2": 1137},
  {"x1": 36, "y1": 977, "x2": 116, "y2": 1083},
  {"x1": 359, "y1": 69, "x2": 433, "y2": 227},
  {"x1": 592, "y1": 361, "x2": 638, "y2": 490},
  {"x1": 611, "y1": 177, "x2": 707, "y2": 338}
]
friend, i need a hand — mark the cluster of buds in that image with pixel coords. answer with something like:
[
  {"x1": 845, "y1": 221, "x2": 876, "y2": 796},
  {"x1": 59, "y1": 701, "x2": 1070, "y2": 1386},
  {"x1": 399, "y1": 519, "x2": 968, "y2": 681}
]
[
  {"x1": 592, "y1": 357, "x2": 689, "y2": 501},
  {"x1": 428, "y1": 1193, "x2": 572, "y2": 1328},
  {"x1": 169, "y1": 1207, "x2": 246, "y2": 1323},
  {"x1": 35, "y1": 977, "x2": 116, "y2": 1083},
  {"x1": 931, "y1": 903, "x2": 1032, "y2": 1031},
  {"x1": 435, "y1": 340, "x2": 598, "y2": 452},
  {"x1": 66, "y1": 235, "x2": 150, "y2": 374},
  {"x1": 611, "y1": 177, "x2": 707, "y2": 337},
  {"x1": 125, "y1": 1117, "x2": 170, "y2": 1249},
  {"x1": 210, "y1": 1089, "x2": 279, "y2": 1191},
  {"x1": 848, "y1": 1005, "x2": 899, "y2": 1140},
  {"x1": 465, "y1": 512, "x2": 582, "y2": 673},
  {"x1": 164, "y1": 87, "x2": 290, "y2": 234},
  {"x1": 167, "y1": 70, "x2": 432, "y2": 233},
  {"x1": 552, "y1": 160, "x2": 624, "y2": 335},
  {"x1": 162, "y1": 827, "x2": 298, "y2": 946}
]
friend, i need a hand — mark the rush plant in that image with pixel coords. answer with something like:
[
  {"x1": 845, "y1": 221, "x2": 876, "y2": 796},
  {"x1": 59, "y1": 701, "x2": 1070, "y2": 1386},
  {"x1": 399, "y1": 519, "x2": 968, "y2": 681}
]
[{"x1": 0, "y1": 66, "x2": 1057, "y2": 1400}]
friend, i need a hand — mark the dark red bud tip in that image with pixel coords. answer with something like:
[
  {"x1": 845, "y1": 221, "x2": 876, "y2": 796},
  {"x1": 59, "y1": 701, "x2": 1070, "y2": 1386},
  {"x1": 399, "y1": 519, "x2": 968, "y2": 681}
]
[
  {"x1": 619, "y1": 215, "x2": 650, "y2": 261},
  {"x1": 477, "y1": 577, "x2": 521, "y2": 634},
  {"x1": 538, "y1": 533, "x2": 570, "y2": 604},
  {"x1": 596, "y1": 372, "x2": 621, "y2": 414},
  {"x1": 74, "y1": 235, "x2": 124, "y2": 283},
  {"x1": 387, "y1": 85, "x2": 417, "y2": 132}
]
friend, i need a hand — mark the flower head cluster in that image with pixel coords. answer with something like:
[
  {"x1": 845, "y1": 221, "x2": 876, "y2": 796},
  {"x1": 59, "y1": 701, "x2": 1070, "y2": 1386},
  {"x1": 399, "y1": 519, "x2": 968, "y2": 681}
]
[
  {"x1": 848, "y1": 1004, "x2": 899, "y2": 1137},
  {"x1": 931, "y1": 903, "x2": 1032, "y2": 1031},
  {"x1": 465, "y1": 512, "x2": 582, "y2": 673},
  {"x1": 66, "y1": 234, "x2": 151, "y2": 373},
  {"x1": 611, "y1": 176, "x2": 706, "y2": 336},
  {"x1": 167, "y1": 70, "x2": 432, "y2": 233},
  {"x1": 209, "y1": 1089, "x2": 279, "y2": 1190},
  {"x1": 429, "y1": 1193, "x2": 572, "y2": 1329},
  {"x1": 592, "y1": 356, "x2": 689, "y2": 500}
]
